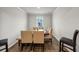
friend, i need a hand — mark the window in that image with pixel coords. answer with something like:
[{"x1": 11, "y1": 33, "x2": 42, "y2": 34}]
[{"x1": 36, "y1": 16, "x2": 44, "y2": 28}]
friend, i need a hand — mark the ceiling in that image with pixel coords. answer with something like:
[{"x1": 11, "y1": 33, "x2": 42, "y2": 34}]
[{"x1": 20, "y1": 7, "x2": 56, "y2": 14}]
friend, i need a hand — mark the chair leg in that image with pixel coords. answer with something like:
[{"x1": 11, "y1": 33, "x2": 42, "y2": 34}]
[
  {"x1": 30, "y1": 43, "x2": 33, "y2": 51},
  {"x1": 21, "y1": 44, "x2": 24, "y2": 51},
  {"x1": 42, "y1": 44, "x2": 44, "y2": 52},
  {"x1": 59, "y1": 41, "x2": 61, "y2": 52},
  {"x1": 33, "y1": 44, "x2": 35, "y2": 52},
  {"x1": 6, "y1": 43, "x2": 8, "y2": 52},
  {"x1": 33, "y1": 44, "x2": 44, "y2": 52},
  {"x1": 73, "y1": 45, "x2": 76, "y2": 52},
  {"x1": 51, "y1": 39, "x2": 52, "y2": 45},
  {"x1": 18, "y1": 40, "x2": 21, "y2": 46},
  {"x1": 61, "y1": 43, "x2": 63, "y2": 52}
]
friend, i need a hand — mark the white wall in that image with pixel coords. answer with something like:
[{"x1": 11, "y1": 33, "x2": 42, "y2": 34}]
[
  {"x1": 0, "y1": 7, "x2": 27, "y2": 48},
  {"x1": 27, "y1": 14, "x2": 52, "y2": 30},
  {"x1": 53, "y1": 7, "x2": 79, "y2": 41}
]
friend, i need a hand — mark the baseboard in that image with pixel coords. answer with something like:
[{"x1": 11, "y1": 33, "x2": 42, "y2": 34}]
[
  {"x1": 8, "y1": 41, "x2": 17, "y2": 49},
  {"x1": 53, "y1": 35, "x2": 59, "y2": 41},
  {"x1": 52, "y1": 35, "x2": 59, "y2": 46}
]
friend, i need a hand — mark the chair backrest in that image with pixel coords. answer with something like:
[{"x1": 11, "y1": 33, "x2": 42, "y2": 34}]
[
  {"x1": 48, "y1": 28, "x2": 52, "y2": 37},
  {"x1": 33, "y1": 27, "x2": 38, "y2": 31},
  {"x1": 21, "y1": 31, "x2": 32, "y2": 43},
  {"x1": 47, "y1": 28, "x2": 52, "y2": 35},
  {"x1": 33, "y1": 31, "x2": 44, "y2": 44},
  {"x1": 73, "y1": 30, "x2": 79, "y2": 52}
]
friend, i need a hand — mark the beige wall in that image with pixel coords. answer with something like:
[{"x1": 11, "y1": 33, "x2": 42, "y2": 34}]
[
  {"x1": 0, "y1": 7, "x2": 27, "y2": 48},
  {"x1": 27, "y1": 13, "x2": 52, "y2": 30},
  {"x1": 52, "y1": 7, "x2": 79, "y2": 51}
]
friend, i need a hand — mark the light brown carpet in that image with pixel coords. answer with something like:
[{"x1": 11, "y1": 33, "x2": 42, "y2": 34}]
[{"x1": 9, "y1": 37, "x2": 59, "y2": 52}]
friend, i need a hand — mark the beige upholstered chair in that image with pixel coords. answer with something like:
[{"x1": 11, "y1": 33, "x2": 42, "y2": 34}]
[
  {"x1": 33, "y1": 31, "x2": 44, "y2": 51},
  {"x1": 33, "y1": 27, "x2": 38, "y2": 31},
  {"x1": 48, "y1": 28, "x2": 52, "y2": 35},
  {"x1": 21, "y1": 31, "x2": 32, "y2": 51}
]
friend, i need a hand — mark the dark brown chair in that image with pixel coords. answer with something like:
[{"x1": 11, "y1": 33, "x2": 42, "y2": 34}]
[
  {"x1": 59, "y1": 30, "x2": 79, "y2": 52},
  {"x1": 0, "y1": 39, "x2": 8, "y2": 52}
]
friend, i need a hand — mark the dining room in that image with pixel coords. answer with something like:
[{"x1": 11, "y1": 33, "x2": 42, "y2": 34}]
[
  {"x1": 1, "y1": 7, "x2": 79, "y2": 52},
  {"x1": 1, "y1": 0, "x2": 79, "y2": 59},
  {"x1": 12, "y1": 7, "x2": 58, "y2": 52},
  {"x1": 0, "y1": 7, "x2": 59, "y2": 52}
]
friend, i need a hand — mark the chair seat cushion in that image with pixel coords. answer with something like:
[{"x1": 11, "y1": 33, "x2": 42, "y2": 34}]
[
  {"x1": 0, "y1": 39, "x2": 8, "y2": 46},
  {"x1": 60, "y1": 37, "x2": 73, "y2": 46}
]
